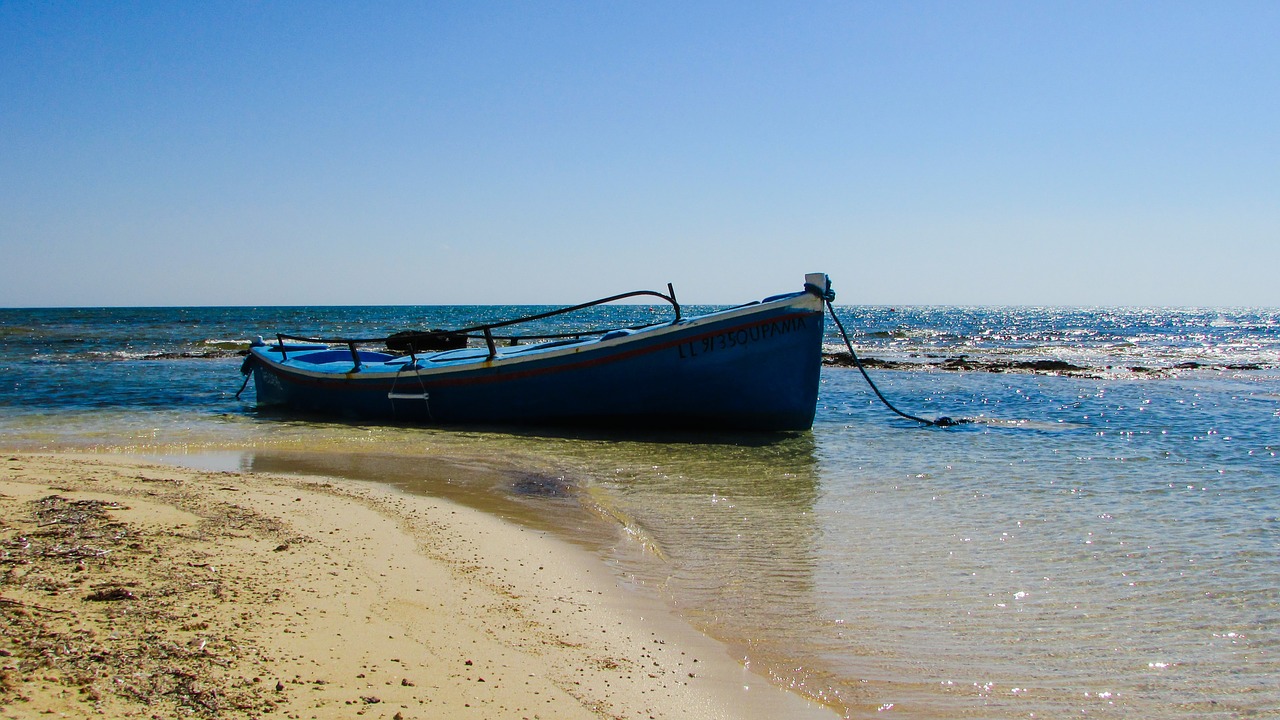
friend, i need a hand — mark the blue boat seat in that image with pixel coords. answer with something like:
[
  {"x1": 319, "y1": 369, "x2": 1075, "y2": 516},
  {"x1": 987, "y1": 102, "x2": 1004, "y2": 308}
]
[{"x1": 289, "y1": 350, "x2": 397, "y2": 365}]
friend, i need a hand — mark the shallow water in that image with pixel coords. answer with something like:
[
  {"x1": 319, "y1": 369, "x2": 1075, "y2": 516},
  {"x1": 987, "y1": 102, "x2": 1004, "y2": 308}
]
[{"x1": 2, "y1": 303, "x2": 1277, "y2": 718}]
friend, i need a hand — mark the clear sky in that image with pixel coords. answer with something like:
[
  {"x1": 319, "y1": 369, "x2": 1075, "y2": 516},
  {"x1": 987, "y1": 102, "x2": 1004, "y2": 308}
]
[{"x1": 1, "y1": 1, "x2": 1276, "y2": 307}]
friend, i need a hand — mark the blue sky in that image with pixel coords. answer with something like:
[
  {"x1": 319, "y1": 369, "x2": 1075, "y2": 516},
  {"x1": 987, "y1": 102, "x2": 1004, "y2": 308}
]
[{"x1": 1, "y1": 1, "x2": 1276, "y2": 307}]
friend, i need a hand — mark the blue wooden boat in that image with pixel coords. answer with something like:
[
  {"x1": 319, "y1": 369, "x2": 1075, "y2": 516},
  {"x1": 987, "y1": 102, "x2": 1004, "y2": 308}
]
[{"x1": 241, "y1": 274, "x2": 831, "y2": 431}]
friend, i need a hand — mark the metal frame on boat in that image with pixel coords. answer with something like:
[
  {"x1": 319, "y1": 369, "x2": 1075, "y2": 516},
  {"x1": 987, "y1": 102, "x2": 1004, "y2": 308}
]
[{"x1": 241, "y1": 273, "x2": 831, "y2": 431}]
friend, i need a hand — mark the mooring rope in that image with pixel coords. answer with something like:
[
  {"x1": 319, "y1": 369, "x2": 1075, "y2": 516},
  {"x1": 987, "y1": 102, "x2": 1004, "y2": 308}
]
[
  {"x1": 234, "y1": 354, "x2": 254, "y2": 399},
  {"x1": 824, "y1": 300, "x2": 965, "y2": 427}
]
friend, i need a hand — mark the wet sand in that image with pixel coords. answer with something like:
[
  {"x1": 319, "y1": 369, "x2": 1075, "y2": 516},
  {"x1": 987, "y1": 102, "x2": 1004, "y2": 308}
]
[{"x1": 0, "y1": 453, "x2": 833, "y2": 719}]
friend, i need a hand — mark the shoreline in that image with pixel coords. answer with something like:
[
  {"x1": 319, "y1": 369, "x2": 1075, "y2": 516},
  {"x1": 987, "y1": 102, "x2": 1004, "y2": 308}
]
[{"x1": 0, "y1": 453, "x2": 833, "y2": 719}]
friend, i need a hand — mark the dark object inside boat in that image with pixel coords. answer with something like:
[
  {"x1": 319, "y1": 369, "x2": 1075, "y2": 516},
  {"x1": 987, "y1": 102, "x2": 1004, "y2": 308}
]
[{"x1": 385, "y1": 329, "x2": 470, "y2": 353}]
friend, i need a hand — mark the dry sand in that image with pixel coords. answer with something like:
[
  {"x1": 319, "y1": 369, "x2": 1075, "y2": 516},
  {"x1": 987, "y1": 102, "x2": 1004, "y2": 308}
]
[{"x1": 0, "y1": 453, "x2": 833, "y2": 719}]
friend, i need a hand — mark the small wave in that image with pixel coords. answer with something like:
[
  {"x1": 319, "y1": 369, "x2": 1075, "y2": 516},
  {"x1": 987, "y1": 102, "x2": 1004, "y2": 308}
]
[
  {"x1": 202, "y1": 339, "x2": 251, "y2": 351},
  {"x1": 969, "y1": 417, "x2": 1089, "y2": 431},
  {"x1": 581, "y1": 485, "x2": 667, "y2": 560}
]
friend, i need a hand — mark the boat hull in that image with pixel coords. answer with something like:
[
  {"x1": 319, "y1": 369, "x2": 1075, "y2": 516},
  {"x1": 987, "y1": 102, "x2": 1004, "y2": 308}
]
[{"x1": 246, "y1": 282, "x2": 827, "y2": 431}]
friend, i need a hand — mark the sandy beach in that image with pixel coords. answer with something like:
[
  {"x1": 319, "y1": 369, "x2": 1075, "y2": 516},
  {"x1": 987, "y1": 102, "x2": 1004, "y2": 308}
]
[{"x1": 0, "y1": 453, "x2": 832, "y2": 719}]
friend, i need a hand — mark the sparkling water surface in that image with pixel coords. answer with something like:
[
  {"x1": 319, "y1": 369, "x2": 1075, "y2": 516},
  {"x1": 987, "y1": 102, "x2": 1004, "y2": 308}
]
[{"x1": 1, "y1": 303, "x2": 1277, "y2": 718}]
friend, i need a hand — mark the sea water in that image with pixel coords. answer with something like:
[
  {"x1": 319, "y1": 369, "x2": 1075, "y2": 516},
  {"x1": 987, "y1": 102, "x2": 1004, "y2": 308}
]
[{"x1": 1, "y1": 303, "x2": 1277, "y2": 718}]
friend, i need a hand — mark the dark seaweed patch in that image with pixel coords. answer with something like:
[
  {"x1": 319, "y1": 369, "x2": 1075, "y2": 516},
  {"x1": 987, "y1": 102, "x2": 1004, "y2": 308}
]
[{"x1": 510, "y1": 473, "x2": 570, "y2": 497}]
